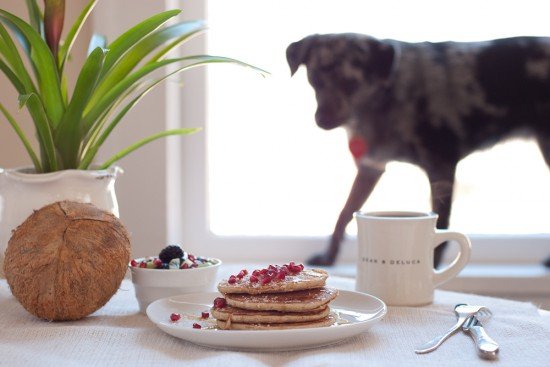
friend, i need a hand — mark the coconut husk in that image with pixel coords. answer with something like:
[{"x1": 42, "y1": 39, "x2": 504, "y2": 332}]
[{"x1": 3, "y1": 201, "x2": 130, "y2": 321}]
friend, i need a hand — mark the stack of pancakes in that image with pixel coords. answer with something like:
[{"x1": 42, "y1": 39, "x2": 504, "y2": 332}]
[{"x1": 212, "y1": 266, "x2": 338, "y2": 330}]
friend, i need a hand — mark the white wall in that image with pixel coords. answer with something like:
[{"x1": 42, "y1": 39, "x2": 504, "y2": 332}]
[{"x1": 91, "y1": 1, "x2": 170, "y2": 258}]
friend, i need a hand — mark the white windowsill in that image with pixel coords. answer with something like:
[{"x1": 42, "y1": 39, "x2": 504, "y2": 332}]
[
  {"x1": 325, "y1": 262, "x2": 550, "y2": 309},
  {"x1": 441, "y1": 264, "x2": 550, "y2": 307}
]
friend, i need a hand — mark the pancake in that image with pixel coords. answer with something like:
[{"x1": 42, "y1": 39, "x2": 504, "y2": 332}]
[
  {"x1": 211, "y1": 305, "x2": 330, "y2": 324},
  {"x1": 224, "y1": 287, "x2": 339, "y2": 312},
  {"x1": 216, "y1": 314, "x2": 336, "y2": 330},
  {"x1": 218, "y1": 268, "x2": 328, "y2": 295}
]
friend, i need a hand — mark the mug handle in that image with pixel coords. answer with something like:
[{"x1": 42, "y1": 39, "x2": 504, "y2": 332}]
[{"x1": 432, "y1": 230, "x2": 472, "y2": 287}]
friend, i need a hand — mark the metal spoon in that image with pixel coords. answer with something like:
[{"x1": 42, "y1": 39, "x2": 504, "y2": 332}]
[
  {"x1": 415, "y1": 304, "x2": 491, "y2": 354},
  {"x1": 462, "y1": 315, "x2": 499, "y2": 359}
]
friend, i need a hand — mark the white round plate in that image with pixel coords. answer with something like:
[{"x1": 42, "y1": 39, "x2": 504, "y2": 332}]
[{"x1": 146, "y1": 290, "x2": 387, "y2": 351}]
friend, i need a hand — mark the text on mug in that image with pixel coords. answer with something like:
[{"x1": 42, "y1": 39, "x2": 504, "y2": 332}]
[{"x1": 361, "y1": 257, "x2": 421, "y2": 265}]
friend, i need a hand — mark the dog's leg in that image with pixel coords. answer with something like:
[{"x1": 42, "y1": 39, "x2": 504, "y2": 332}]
[
  {"x1": 536, "y1": 137, "x2": 550, "y2": 268},
  {"x1": 428, "y1": 167, "x2": 456, "y2": 268},
  {"x1": 307, "y1": 165, "x2": 384, "y2": 266}
]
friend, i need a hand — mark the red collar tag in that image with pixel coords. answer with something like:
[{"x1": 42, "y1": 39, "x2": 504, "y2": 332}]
[{"x1": 349, "y1": 136, "x2": 368, "y2": 159}]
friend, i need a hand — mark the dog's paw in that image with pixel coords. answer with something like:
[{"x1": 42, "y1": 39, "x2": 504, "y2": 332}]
[{"x1": 306, "y1": 252, "x2": 337, "y2": 266}]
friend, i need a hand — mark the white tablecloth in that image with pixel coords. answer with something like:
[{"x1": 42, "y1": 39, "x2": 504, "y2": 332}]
[{"x1": 1, "y1": 269, "x2": 549, "y2": 367}]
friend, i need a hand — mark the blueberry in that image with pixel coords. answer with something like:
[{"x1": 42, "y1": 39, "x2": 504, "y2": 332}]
[{"x1": 159, "y1": 245, "x2": 184, "y2": 263}]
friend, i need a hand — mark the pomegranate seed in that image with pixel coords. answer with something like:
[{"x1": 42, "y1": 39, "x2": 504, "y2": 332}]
[
  {"x1": 260, "y1": 269, "x2": 268, "y2": 275},
  {"x1": 180, "y1": 263, "x2": 189, "y2": 269},
  {"x1": 261, "y1": 276, "x2": 272, "y2": 285},
  {"x1": 130, "y1": 259, "x2": 138, "y2": 267},
  {"x1": 170, "y1": 313, "x2": 181, "y2": 322},
  {"x1": 252, "y1": 270, "x2": 261, "y2": 277},
  {"x1": 192, "y1": 323, "x2": 202, "y2": 329},
  {"x1": 268, "y1": 264, "x2": 277, "y2": 271},
  {"x1": 250, "y1": 275, "x2": 259, "y2": 283},
  {"x1": 281, "y1": 265, "x2": 289, "y2": 274},
  {"x1": 228, "y1": 275, "x2": 237, "y2": 284},
  {"x1": 287, "y1": 262, "x2": 301, "y2": 273},
  {"x1": 241, "y1": 269, "x2": 248, "y2": 275},
  {"x1": 213, "y1": 297, "x2": 227, "y2": 309},
  {"x1": 153, "y1": 258, "x2": 163, "y2": 268},
  {"x1": 201, "y1": 311, "x2": 209, "y2": 319},
  {"x1": 298, "y1": 263, "x2": 304, "y2": 271},
  {"x1": 237, "y1": 271, "x2": 245, "y2": 279},
  {"x1": 139, "y1": 261, "x2": 147, "y2": 268},
  {"x1": 276, "y1": 271, "x2": 286, "y2": 281},
  {"x1": 189, "y1": 254, "x2": 196, "y2": 261}
]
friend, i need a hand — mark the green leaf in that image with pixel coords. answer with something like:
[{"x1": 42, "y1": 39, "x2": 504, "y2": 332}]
[
  {"x1": 25, "y1": 0, "x2": 43, "y2": 37},
  {"x1": 0, "y1": 58, "x2": 26, "y2": 94},
  {"x1": 3, "y1": 22, "x2": 30, "y2": 56},
  {"x1": 60, "y1": 72, "x2": 68, "y2": 104},
  {"x1": 80, "y1": 66, "x2": 190, "y2": 169},
  {"x1": 90, "y1": 20, "x2": 204, "y2": 105},
  {"x1": 0, "y1": 23, "x2": 36, "y2": 93},
  {"x1": 0, "y1": 10, "x2": 64, "y2": 126},
  {"x1": 98, "y1": 128, "x2": 200, "y2": 169},
  {"x1": 58, "y1": 0, "x2": 97, "y2": 71},
  {"x1": 78, "y1": 99, "x2": 135, "y2": 169},
  {"x1": 0, "y1": 101, "x2": 42, "y2": 172},
  {"x1": 82, "y1": 80, "x2": 144, "y2": 151},
  {"x1": 83, "y1": 55, "x2": 266, "y2": 133},
  {"x1": 100, "y1": 9, "x2": 181, "y2": 77},
  {"x1": 146, "y1": 26, "x2": 204, "y2": 64},
  {"x1": 55, "y1": 47, "x2": 105, "y2": 169},
  {"x1": 19, "y1": 93, "x2": 58, "y2": 171},
  {"x1": 44, "y1": 0, "x2": 65, "y2": 61}
]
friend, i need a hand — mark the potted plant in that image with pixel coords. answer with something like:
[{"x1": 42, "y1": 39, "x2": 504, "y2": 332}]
[{"x1": 0, "y1": 0, "x2": 263, "y2": 274}]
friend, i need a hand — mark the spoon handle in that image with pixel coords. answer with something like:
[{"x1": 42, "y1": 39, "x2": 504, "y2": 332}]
[
  {"x1": 414, "y1": 319, "x2": 464, "y2": 354},
  {"x1": 466, "y1": 324, "x2": 499, "y2": 359}
]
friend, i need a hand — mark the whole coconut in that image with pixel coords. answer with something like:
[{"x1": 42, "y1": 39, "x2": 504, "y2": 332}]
[{"x1": 3, "y1": 201, "x2": 130, "y2": 321}]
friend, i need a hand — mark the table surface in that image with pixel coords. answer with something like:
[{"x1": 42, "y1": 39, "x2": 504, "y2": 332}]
[{"x1": 1, "y1": 266, "x2": 549, "y2": 367}]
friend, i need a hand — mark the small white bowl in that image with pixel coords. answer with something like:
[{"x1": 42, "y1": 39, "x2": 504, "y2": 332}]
[{"x1": 129, "y1": 257, "x2": 222, "y2": 313}]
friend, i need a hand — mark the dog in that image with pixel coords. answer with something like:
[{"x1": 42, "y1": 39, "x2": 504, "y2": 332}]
[{"x1": 286, "y1": 33, "x2": 550, "y2": 266}]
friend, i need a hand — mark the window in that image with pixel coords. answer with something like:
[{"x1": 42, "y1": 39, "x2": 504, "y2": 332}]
[{"x1": 175, "y1": 0, "x2": 550, "y2": 263}]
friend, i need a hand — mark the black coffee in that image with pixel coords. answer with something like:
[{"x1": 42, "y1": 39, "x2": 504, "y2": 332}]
[{"x1": 363, "y1": 211, "x2": 431, "y2": 218}]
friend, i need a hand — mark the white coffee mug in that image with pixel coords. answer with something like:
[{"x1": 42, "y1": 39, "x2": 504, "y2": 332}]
[{"x1": 354, "y1": 211, "x2": 471, "y2": 306}]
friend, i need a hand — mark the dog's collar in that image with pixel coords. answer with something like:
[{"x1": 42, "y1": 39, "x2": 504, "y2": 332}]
[
  {"x1": 349, "y1": 136, "x2": 386, "y2": 172},
  {"x1": 349, "y1": 136, "x2": 368, "y2": 158}
]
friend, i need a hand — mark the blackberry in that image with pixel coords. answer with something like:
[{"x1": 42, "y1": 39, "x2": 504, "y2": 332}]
[{"x1": 159, "y1": 245, "x2": 184, "y2": 263}]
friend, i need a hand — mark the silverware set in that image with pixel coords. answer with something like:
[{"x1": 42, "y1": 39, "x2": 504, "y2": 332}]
[{"x1": 415, "y1": 304, "x2": 499, "y2": 359}]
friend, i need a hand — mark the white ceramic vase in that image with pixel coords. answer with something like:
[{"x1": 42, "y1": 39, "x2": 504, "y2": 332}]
[{"x1": 0, "y1": 166, "x2": 123, "y2": 277}]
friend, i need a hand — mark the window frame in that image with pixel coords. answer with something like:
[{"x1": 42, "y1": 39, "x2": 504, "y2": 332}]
[
  {"x1": 85, "y1": 0, "x2": 550, "y2": 307},
  {"x1": 168, "y1": 0, "x2": 550, "y2": 266}
]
